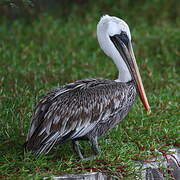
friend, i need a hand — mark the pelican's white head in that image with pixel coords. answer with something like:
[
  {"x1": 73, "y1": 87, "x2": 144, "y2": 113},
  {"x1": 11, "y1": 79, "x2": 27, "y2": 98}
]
[
  {"x1": 97, "y1": 15, "x2": 151, "y2": 113},
  {"x1": 97, "y1": 15, "x2": 131, "y2": 41},
  {"x1": 97, "y1": 15, "x2": 132, "y2": 82}
]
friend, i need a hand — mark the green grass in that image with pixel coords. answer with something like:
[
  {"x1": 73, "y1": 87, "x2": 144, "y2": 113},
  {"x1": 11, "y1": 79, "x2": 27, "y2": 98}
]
[{"x1": 0, "y1": 0, "x2": 179, "y2": 179}]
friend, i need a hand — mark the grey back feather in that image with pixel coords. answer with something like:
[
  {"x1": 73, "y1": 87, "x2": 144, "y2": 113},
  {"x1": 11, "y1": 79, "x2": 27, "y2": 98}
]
[{"x1": 26, "y1": 78, "x2": 136, "y2": 154}]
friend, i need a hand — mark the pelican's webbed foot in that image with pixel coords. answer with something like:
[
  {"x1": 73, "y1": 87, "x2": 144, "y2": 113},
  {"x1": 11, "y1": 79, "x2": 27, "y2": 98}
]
[{"x1": 73, "y1": 137, "x2": 100, "y2": 160}]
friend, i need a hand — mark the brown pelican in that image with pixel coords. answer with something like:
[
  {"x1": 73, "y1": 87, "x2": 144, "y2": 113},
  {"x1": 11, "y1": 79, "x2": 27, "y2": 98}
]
[{"x1": 25, "y1": 15, "x2": 151, "y2": 160}]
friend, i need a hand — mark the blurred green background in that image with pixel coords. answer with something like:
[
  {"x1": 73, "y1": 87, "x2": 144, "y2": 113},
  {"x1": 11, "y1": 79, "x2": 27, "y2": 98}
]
[{"x1": 0, "y1": 0, "x2": 179, "y2": 179}]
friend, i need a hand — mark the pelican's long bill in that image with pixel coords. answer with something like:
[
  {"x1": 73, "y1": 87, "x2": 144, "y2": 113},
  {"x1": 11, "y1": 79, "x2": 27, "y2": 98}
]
[{"x1": 110, "y1": 32, "x2": 151, "y2": 114}]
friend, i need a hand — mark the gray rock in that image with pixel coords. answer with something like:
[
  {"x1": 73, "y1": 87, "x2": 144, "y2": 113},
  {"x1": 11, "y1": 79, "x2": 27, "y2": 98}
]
[
  {"x1": 44, "y1": 172, "x2": 117, "y2": 180},
  {"x1": 135, "y1": 148, "x2": 180, "y2": 180}
]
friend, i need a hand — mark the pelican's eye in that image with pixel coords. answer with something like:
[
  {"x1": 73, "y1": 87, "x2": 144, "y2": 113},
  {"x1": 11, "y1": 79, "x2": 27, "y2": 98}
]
[
  {"x1": 118, "y1": 31, "x2": 129, "y2": 49},
  {"x1": 109, "y1": 31, "x2": 129, "y2": 50}
]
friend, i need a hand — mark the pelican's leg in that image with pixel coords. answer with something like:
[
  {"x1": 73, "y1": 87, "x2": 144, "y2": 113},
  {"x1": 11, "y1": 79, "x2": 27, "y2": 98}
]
[
  {"x1": 73, "y1": 140, "x2": 84, "y2": 159},
  {"x1": 81, "y1": 136, "x2": 101, "y2": 161},
  {"x1": 90, "y1": 136, "x2": 101, "y2": 155},
  {"x1": 73, "y1": 137, "x2": 100, "y2": 160}
]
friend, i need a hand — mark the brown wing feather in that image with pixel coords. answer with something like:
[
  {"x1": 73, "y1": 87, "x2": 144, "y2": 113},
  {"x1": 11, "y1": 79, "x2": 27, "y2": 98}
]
[{"x1": 25, "y1": 78, "x2": 136, "y2": 154}]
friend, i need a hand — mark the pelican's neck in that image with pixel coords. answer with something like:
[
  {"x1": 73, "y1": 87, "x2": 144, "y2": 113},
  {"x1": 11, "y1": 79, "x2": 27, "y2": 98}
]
[
  {"x1": 113, "y1": 52, "x2": 132, "y2": 82},
  {"x1": 98, "y1": 33, "x2": 132, "y2": 82}
]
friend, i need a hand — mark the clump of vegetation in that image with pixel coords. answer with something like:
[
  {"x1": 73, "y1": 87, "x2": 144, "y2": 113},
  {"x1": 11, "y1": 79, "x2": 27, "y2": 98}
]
[{"x1": 0, "y1": 0, "x2": 179, "y2": 179}]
